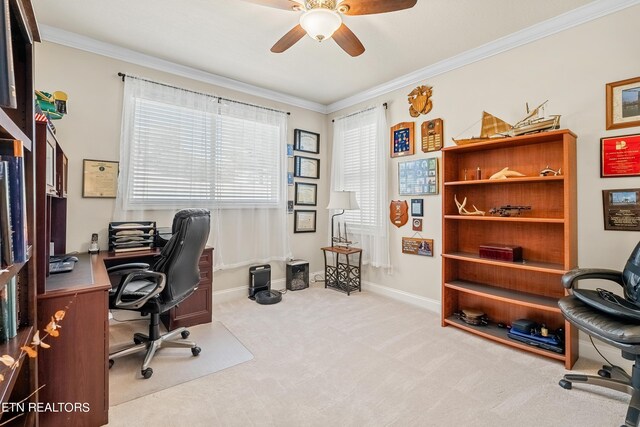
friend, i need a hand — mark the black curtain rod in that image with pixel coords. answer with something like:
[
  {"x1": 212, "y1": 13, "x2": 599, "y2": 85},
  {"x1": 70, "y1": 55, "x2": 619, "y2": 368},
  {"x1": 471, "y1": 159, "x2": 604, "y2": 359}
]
[
  {"x1": 331, "y1": 103, "x2": 388, "y2": 122},
  {"x1": 117, "y1": 72, "x2": 291, "y2": 116}
]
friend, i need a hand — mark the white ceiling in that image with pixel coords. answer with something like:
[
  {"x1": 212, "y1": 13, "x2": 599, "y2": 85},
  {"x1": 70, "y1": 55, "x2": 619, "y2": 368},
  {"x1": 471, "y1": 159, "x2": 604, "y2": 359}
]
[{"x1": 33, "y1": 0, "x2": 608, "y2": 108}]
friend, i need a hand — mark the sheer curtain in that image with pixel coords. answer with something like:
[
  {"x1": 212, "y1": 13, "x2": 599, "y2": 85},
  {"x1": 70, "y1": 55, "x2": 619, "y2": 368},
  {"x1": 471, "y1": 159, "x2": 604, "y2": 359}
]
[
  {"x1": 116, "y1": 76, "x2": 290, "y2": 270},
  {"x1": 331, "y1": 106, "x2": 390, "y2": 268}
]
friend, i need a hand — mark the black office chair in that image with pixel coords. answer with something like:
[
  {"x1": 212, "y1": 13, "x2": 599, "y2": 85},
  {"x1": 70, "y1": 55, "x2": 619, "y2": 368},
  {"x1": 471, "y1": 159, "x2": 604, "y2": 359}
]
[
  {"x1": 558, "y1": 241, "x2": 640, "y2": 427},
  {"x1": 108, "y1": 209, "x2": 210, "y2": 379}
]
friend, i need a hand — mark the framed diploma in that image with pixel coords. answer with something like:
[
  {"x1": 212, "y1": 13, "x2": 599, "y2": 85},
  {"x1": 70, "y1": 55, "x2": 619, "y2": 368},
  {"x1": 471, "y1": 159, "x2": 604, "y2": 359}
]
[
  {"x1": 602, "y1": 188, "x2": 640, "y2": 231},
  {"x1": 294, "y1": 129, "x2": 320, "y2": 154},
  {"x1": 294, "y1": 155, "x2": 320, "y2": 179},
  {"x1": 601, "y1": 134, "x2": 640, "y2": 177},
  {"x1": 294, "y1": 210, "x2": 316, "y2": 233},
  {"x1": 294, "y1": 182, "x2": 317, "y2": 206},
  {"x1": 83, "y1": 159, "x2": 119, "y2": 198}
]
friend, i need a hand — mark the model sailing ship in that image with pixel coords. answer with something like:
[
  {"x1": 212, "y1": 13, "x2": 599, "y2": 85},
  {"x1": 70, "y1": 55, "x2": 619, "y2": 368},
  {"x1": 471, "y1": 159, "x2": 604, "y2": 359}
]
[{"x1": 452, "y1": 101, "x2": 561, "y2": 145}]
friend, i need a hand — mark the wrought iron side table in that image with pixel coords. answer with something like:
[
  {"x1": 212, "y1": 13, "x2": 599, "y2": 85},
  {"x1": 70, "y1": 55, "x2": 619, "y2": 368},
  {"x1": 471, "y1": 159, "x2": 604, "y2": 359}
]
[{"x1": 321, "y1": 246, "x2": 362, "y2": 295}]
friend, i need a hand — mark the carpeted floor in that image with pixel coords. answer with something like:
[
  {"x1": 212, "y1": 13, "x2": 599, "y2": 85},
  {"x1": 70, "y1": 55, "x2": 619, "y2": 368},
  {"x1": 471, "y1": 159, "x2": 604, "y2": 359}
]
[
  {"x1": 108, "y1": 283, "x2": 628, "y2": 426},
  {"x1": 109, "y1": 319, "x2": 253, "y2": 406}
]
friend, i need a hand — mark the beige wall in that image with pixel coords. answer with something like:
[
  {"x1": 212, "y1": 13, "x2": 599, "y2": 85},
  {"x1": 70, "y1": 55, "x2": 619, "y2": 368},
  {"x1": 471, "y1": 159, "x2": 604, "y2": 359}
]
[
  {"x1": 35, "y1": 5, "x2": 640, "y2": 304},
  {"x1": 34, "y1": 43, "x2": 329, "y2": 293},
  {"x1": 328, "y1": 6, "x2": 640, "y2": 305}
]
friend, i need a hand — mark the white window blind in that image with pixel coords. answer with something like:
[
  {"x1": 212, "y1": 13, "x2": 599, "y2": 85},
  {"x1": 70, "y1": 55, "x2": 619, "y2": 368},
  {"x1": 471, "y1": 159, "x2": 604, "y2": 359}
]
[
  {"x1": 214, "y1": 114, "x2": 282, "y2": 207},
  {"x1": 342, "y1": 123, "x2": 378, "y2": 230},
  {"x1": 127, "y1": 98, "x2": 214, "y2": 209}
]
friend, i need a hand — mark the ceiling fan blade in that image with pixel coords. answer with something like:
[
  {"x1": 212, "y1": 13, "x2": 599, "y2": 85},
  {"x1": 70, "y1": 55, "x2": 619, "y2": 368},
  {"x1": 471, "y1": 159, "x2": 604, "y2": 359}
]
[
  {"x1": 339, "y1": 0, "x2": 417, "y2": 15},
  {"x1": 271, "y1": 25, "x2": 307, "y2": 53},
  {"x1": 241, "y1": 0, "x2": 303, "y2": 11},
  {"x1": 332, "y1": 24, "x2": 365, "y2": 57}
]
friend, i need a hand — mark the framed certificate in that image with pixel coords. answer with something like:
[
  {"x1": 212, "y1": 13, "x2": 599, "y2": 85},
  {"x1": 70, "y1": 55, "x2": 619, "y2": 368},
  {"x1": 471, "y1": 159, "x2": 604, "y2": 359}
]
[
  {"x1": 601, "y1": 134, "x2": 640, "y2": 177},
  {"x1": 294, "y1": 155, "x2": 320, "y2": 179},
  {"x1": 294, "y1": 210, "x2": 316, "y2": 233},
  {"x1": 294, "y1": 129, "x2": 320, "y2": 154},
  {"x1": 294, "y1": 182, "x2": 317, "y2": 206},
  {"x1": 83, "y1": 159, "x2": 119, "y2": 198}
]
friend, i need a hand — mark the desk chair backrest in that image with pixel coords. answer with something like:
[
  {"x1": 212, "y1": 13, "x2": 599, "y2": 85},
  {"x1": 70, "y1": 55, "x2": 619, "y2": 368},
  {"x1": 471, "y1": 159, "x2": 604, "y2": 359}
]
[
  {"x1": 624, "y1": 241, "x2": 640, "y2": 305},
  {"x1": 153, "y1": 209, "x2": 210, "y2": 304}
]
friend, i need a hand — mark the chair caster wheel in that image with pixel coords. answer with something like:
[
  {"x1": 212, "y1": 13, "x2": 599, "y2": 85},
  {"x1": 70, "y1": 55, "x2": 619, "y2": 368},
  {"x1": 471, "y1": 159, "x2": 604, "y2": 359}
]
[
  {"x1": 109, "y1": 359, "x2": 114, "y2": 369},
  {"x1": 181, "y1": 330, "x2": 190, "y2": 339},
  {"x1": 598, "y1": 369, "x2": 611, "y2": 378},
  {"x1": 134, "y1": 338, "x2": 142, "y2": 345},
  {"x1": 142, "y1": 368, "x2": 153, "y2": 379},
  {"x1": 559, "y1": 379, "x2": 572, "y2": 389},
  {"x1": 191, "y1": 346, "x2": 201, "y2": 356}
]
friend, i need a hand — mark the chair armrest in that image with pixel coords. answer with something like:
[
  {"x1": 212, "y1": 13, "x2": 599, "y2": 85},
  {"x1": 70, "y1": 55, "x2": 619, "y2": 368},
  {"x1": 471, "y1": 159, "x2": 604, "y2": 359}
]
[
  {"x1": 561, "y1": 268, "x2": 624, "y2": 289},
  {"x1": 112, "y1": 271, "x2": 166, "y2": 310},
  {"x1": 106, "y1": 262, "x2": 151, "y2": 273}
]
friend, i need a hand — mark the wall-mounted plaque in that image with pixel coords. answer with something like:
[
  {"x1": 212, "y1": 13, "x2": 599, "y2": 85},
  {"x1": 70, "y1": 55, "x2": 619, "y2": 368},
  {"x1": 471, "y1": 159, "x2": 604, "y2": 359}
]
[
  {"x1": 601, "y1": 134, "x2": 640, "y2": 177},
  {"x1": 389, "y1": 200, "x2": 408, "y2": 228},
  {"x1": 402, "y1": 237, "x2": 433, "y2": 256},
  {"x1": 421, "y1": 118, "x2": 443, "y2": 152},
  {"x1": 602, "y1": 188, "x2": 640, "y2": 231},
  {"x1": 390, "y1": 122, "x2": 415, "y2": 158}
]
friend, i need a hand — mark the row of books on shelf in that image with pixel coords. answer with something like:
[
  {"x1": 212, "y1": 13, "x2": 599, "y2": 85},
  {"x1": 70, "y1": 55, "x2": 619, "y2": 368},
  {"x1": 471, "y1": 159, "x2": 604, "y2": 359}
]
[
  {"x1": 0, "y1": 139, "x2": 28, "y2": 267},
  {"x1": 0, "y1": 273, "x2": 23, "y2": 342}
]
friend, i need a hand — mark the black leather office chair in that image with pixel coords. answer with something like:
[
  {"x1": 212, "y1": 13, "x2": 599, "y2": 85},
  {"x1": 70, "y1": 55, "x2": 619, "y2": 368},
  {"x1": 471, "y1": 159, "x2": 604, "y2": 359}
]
[
  {"x1": 558, "y1": 241, "x2": 640, "y2": 427},
  {"x1": 108, "y1": 209, "x2": 210, "y2": 379}
]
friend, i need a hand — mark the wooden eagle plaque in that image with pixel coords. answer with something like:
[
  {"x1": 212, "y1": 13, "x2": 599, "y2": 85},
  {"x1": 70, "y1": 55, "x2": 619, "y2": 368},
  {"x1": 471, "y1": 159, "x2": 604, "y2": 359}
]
[
  {"x1": 408, "y1": 85, "x2": 433, "y2": 117},
  {"x1": 389, "y1": 200, "x2": 409, "y2": 228}
]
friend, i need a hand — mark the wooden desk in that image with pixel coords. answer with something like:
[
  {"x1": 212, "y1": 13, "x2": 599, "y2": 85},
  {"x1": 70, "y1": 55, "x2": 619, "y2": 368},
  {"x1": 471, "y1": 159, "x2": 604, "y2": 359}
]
[
  {"x1": 36, "y1": 247, "x2": 213, "y2": 426},
  {"x1": 321, "y1": 246, "x2": 362, "y2": 295},
  {"x1": 37, "y1": 253, "x2": 111, "y2": 427}
]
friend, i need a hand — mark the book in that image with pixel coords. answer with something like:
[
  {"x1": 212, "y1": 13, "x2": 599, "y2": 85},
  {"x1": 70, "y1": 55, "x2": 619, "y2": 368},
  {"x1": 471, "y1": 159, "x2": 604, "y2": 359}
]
[
  {"x1": 0, "y1": 160, "x2": 13, "y2": 266},
  {"x1": 0, "y1": 283, "x2": 8, "y2": 343},
  {"x1": 0, "y1": 140, "x2": 27, "y2": 262},
  {"x1": 6, "y1": 276, "x2": 16, "y2": 338},
  {"x1": 0, "y1": 0, "x2": 16, "y2": 109}
]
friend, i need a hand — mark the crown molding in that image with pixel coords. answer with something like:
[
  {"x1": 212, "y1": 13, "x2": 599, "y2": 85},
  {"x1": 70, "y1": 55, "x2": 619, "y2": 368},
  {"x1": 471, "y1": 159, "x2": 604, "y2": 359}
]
[
  {"x1": 39, "y1": 25, "x2": 328, "y2": 114},
  {"x1": 39, "y1": 0, "x2": 639, "y2": 116},
  {"x1": 326, "y1": 0, "x2": 640, "y2": 114}
]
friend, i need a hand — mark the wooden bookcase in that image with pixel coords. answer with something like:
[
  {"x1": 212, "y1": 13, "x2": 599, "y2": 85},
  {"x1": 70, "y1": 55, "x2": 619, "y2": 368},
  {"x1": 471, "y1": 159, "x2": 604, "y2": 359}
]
[
  {"x1": 0, "y1": 0, "x2": 39, "y2": 424},
  {"x1": 441, "y1": 129, "x2": 578, "y2": 369}
]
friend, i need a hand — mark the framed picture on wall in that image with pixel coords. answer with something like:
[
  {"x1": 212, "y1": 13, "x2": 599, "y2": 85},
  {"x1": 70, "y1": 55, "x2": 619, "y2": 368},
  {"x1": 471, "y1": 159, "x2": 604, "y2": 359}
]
[
  {"x1": 294, "y1": 210, "x2": 316, "y2": 233},
  {"x1": 294, "y1": 129, "x2": 320, "y2": 154},
  {"x1": 294, "y1": 156, "x2": 320, "y2": 179},
  {"x1": 82, "y1": 159, "x2": 119, "y2": 198},
  {"x1": 606, "y1": 76, "x2": 640, "y2": 130},
  {"x1": 294, "y1": 182, "x2": 317, "y2": 206},
  {"x1": 390, "y1": 122, "x2": 415, "y2": 158},
  {"x1": 411, "y1": 199, "x2": 424, "y2": 216}
]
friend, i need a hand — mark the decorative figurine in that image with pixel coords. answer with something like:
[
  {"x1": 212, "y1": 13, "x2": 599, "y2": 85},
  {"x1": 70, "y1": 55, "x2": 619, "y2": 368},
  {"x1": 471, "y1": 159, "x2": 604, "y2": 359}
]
[
  {"x1": 455, "y1": 195, "x2": 485, "y2": 216},
  {"x1": 489, "y1": 167, "x2": 526, "y2": 180},
  {"x1": 408, "y1": 85, "x2": 433, "y2": 117},
  {"x1": 539, "y1": 165, "x2": 562, "y2": 176}
]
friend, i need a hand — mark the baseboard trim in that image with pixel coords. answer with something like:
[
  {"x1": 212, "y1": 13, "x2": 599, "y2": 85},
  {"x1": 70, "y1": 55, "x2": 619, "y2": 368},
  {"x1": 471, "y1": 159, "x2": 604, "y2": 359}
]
[{"x1": 361, "y1": 280, "x2": 440, "y2": 314}]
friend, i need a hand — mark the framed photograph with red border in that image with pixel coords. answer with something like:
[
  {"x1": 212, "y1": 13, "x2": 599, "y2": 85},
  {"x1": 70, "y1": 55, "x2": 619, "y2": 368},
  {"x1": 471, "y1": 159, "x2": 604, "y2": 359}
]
[{"x1": 600, "y1": 134, "x2": 640, "y2": 177}]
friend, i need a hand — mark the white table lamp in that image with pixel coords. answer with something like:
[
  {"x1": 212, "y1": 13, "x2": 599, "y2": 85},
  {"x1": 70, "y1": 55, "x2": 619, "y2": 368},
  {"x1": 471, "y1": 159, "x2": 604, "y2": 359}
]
[{"x1": 327, "y1": 190, "x2": 359, "y2": 247}]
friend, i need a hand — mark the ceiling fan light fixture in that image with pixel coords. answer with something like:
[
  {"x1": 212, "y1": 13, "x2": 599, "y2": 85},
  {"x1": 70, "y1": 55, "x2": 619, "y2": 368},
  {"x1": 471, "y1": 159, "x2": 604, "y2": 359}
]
[{"x1": 299, "y1": 9, "x2": 342, "y2": 42}]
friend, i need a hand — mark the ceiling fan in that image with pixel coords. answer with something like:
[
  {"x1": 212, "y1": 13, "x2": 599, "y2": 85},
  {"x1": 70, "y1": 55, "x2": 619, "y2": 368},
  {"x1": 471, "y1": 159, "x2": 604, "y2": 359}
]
[{"x1": 243, "y1": 0, "x2": 417, "y2": 57}]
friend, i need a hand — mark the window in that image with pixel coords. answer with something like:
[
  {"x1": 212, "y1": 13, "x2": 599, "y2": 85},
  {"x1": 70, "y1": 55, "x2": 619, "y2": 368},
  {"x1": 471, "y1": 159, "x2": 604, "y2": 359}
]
[
  {"x1": 120, "y1": 79, "x2": 284, "y2": 210},
  {"x1": 331, "y1": 106, "x2": 390, "y2": 268}
]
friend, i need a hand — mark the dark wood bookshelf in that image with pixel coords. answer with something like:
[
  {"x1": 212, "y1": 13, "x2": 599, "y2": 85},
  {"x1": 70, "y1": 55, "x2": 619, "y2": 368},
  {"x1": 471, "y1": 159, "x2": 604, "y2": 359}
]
[{"x1": 0, "y1": 0, "x2": 39, "y2": 424}]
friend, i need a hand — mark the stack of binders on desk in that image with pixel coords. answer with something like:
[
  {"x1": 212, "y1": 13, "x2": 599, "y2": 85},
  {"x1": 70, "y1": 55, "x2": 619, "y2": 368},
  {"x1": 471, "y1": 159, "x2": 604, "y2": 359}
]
[{"x1": 108, "y1": 221, "x2": 156, "y2": 253}]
